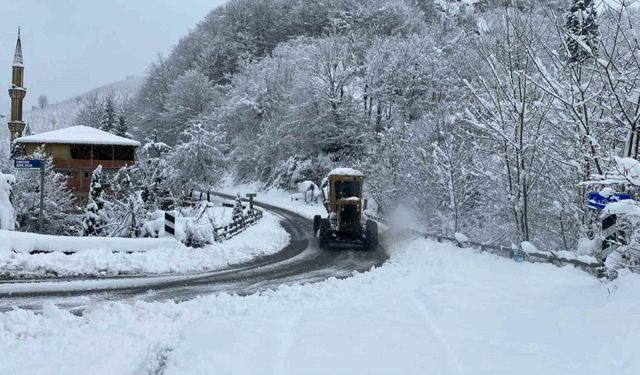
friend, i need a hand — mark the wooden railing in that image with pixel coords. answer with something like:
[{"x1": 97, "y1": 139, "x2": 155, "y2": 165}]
[
  {"x1": 187, "y1": 191, "x2": 265, "y2": 242},
  {"x1": 52, "y1": 158, "x2": 133, "y2": 170}
]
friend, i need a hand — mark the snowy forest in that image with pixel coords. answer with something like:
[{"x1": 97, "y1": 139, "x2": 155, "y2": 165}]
[
  {"x1": 5, "y1": 0, "x2": 640, "y2": 264},
  {"x1": 123, "y1": 0, "x2": 639, "y2": 255}
]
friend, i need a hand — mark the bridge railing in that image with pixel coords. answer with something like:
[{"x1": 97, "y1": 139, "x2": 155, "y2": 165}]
[
  {"x1": 187, "y1": 191, "x2": 264, "y2": 242},
  {"x1": 366, "y1": 214, "x2": 609, "y2": 278}
]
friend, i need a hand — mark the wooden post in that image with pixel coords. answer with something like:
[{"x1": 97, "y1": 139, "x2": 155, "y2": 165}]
[{"x1": 246, "y1": 193, "x2": 257, "y2": 211}]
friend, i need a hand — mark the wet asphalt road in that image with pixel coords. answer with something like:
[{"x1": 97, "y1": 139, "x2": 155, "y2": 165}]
[{"x1": 0, "y1": 195, "x2": 388, "y2": 312}]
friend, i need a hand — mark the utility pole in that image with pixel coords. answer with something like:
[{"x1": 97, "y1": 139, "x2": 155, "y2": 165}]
[{"x1": 39, "y1": 162, "x2": 44, "y2": 233}]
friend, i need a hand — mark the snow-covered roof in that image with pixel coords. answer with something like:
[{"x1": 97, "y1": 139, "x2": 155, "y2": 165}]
[
  {"x1": 328, "y1": 168, "x2": 364, "y2": 177},
  {"x1": 15, "y1": 125, "x2": 141, "y2": 147}
]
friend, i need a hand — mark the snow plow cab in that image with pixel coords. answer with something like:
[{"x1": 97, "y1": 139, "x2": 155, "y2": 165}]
[{"x1": 313, "y1": 168, "x2": 378, "y2": 250}]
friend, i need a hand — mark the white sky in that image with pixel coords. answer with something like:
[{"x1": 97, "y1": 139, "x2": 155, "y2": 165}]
[{"x1": 0, "y1": 0, "x2": 227, "y2": 116}]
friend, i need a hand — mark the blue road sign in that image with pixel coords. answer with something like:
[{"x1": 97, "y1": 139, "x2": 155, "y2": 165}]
[
  {"x1": 14, "y1": 159, "x2": 43, "y2": 170},
  {"x1": 588, "y1": 191, "x2": 632, "y2": 210}
]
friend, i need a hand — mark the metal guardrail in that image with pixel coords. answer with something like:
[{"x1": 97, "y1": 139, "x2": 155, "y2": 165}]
[
  {"x1": 366, "y1": 214, "x2": 609, "y2": 278},
  {"x1": 422, "y1": 232, "x2": 606, "y2": 278}
]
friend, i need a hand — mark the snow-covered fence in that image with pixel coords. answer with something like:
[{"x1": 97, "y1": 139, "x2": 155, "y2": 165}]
[
  {"x1": 366, "y1": 214, "x2": 607, "y2": 278},
  {"x1": 187, "y1": 191, "x2": 264, "y2": 241},
  {"x1": 214, "y1": 209, "x2": 263, "y2": 241}
]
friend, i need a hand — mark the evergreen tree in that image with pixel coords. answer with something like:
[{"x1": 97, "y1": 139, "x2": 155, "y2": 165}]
[
  {"x1": 82, "y1": 165, "x2": 107, "y2": 236},
  {"x1": 100, "y1": 96, "x2": 117, "y2": 133},
  {"x1": 12, "y1": 147, "x2": 77, "y2": 234},
  {"x1": 115, "y1": 114, "x2": 128, "y2": 137},
  {"x1": 232, "y1": 194, "x2": 244, "y2": 223},
  {"x1": 138, "y1": 129, "x2": 172, "y2": 209},
  {"x1": 565, "y1": 0, "x2": 600, "y2": 63}
]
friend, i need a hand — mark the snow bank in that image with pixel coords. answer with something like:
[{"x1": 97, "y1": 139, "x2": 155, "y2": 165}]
[
  {"x1": 0, "y1": 212, "x2": 289, "y2": 277},
  {"x1": 1, "y1": 238, "x2": 638, "y2": 374},
  {"x1": 0, "y1": 230, "x2": 182, "y2": 254}
]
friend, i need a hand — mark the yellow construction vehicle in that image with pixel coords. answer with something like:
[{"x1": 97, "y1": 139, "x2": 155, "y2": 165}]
[{"x1": 313, "y1": 168, "x2": 378, "y2": 250}]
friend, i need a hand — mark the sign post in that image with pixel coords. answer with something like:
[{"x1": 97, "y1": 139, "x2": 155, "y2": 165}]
[
  {"x1": 14, "y1": 159, "x2": 45, "y2": 232},
  {"x1": 588, "y1": 191, "x2": 632, "y2": 258},
  {"x1": 246, "y1": 193, "x2": 257, "y2": 211}
]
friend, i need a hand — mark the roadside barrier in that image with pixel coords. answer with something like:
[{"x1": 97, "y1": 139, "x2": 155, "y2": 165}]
[
  {"x1": 366, "y1": 214, "x2": 610, "y2": 279},
  {"x1": 214, "y1": 209, "x2": 263, "y2": 241},
  {"x1": 188, "y1": 190, "x2": 264, "y2": 242}
]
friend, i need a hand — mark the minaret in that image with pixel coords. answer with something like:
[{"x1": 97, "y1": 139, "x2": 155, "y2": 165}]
[{"x1": 8, "y1": 28, "x2": 26, "y2": 144}]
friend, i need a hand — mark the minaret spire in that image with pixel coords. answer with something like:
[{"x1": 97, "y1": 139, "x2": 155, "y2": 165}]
[
  {"x1": 8, "y1": 28, "x2": 26, "y2": 148},
  {"x1": 13, "y1": 27, "x2": 23, "y2": 67}
]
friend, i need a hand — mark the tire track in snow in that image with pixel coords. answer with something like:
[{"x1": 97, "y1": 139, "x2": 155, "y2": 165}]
[{"x1": 412, "y1": 283, "x2": 467, "y2": 374}]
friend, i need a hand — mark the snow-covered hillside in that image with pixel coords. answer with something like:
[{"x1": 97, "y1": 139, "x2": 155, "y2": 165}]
[{"x1": 23, "y1": 76, "x2": 143, "y2": 133}]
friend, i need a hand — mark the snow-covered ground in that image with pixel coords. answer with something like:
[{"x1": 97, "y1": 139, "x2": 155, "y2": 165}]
[
  {"x1": 1, "y1": 236, "x2": 637, "y2": 375},
  {"x1": 0, "y1": 212, "x2": 288, "y2": 278}
]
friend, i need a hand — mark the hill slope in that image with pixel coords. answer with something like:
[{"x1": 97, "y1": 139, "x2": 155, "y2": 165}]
[{"x1": 23, "y1": 76, "x2": 143, "y2": 134}]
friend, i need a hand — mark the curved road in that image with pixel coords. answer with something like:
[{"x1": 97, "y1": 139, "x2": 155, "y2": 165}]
[{"x1": 0, "y1": 196, "x2": 388, "y2": 312}]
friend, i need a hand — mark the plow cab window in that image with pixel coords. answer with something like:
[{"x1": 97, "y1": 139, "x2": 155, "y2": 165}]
[{"x1": 335, "y1": 181, "x2": 361, "y2": 199}]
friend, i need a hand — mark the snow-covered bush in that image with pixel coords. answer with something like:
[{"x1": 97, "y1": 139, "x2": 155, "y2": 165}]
[
  {"x1": 140, "y1": 210, "x2": 214, "y2": 247},
  {"x1": 100, "y1": 167, "x2": 150, "y2": 238},
  {"x1": 0, "y1": 173, "x2": 16, "y2": 230}
]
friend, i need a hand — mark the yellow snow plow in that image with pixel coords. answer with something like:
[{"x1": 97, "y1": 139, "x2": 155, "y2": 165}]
[{"x1": 313, "y1": 168, "x2": 378, "y2": 250}]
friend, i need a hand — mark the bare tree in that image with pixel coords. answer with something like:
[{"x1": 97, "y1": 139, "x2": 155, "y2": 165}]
[
  {"x1": 464, "y1": 9, "x2": 553, "y2": 242},
  {"x1": 37, "y1": 94, "x2": 48, "y2": 109}
]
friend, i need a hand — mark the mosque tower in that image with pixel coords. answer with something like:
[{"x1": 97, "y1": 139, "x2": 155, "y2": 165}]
[{"x1": 8, "y1": 28, "x2": 26, "y2": 144}]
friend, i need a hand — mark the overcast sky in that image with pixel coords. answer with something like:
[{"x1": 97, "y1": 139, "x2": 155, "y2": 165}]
[{"x1": 0, "y1": 0, "x2": 227, "y2": 116}]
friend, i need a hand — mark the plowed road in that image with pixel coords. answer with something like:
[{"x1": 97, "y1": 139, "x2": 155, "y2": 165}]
[{"x1": 0, "y1": 195, "x2": 388, "y2": 312}]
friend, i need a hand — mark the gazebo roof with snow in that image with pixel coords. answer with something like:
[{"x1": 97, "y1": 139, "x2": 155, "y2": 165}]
[{"x1": 15, "y1": 125, "x2": 140, "y2": 147}]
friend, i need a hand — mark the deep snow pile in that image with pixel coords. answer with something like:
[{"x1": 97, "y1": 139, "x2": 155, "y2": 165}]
[
  {"x1": 0, "y1": 230, "x2": 182, "y2": 254},
  {"x1": 1, "y1": 238, "x2": 638, "y2": 375},
  {"x1": 0, "y1": 212, "x2": 288, "y2": 278}
]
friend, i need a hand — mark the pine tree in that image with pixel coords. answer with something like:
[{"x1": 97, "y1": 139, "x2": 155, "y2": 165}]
[
  {"x1": 232, "y1": 194, "x2": 244, "y2": 223},
  {"x1": 12, "y1": 147, "x2": 77, "y2": 234},
  {"x1": 565, "y1": 0, "x2": 600, "y2": 63},
  {"x1": 82, "y1": 165, "x2": 107, "y2": 236},
  {"x1": 138, "y1": 129, "x2": 172, "y2": 209},
  {"x1": 100, "y1": 96, "x2": 117, "y2": 133},
  {"x1": 114, "y1": 114, "x2": 128, "y2": 137}
]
